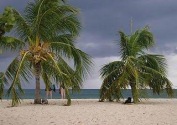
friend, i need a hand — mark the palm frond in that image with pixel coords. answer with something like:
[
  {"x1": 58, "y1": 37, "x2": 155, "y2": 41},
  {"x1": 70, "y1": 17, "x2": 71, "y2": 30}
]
[
  {"x1": 41, "y1": 72, "x2": 52, "y2": 90},
  {"x1": 12, "y1": 9, "x2": 32, "y2": 43},
  {"x1": 50, "y1": 34, "x2": 75, "y2": 56},
  {"x1": 139, "y1": 64, "x2": 173, "y2": 96},
  {"x1": 6, "y1": 51, "x2": 32, "y2": 106},
  {"x1": 100, "y1": 82, "x2": 123, "y2": 101},
  {"x1": 51, "y1": 39, "x2": 92, "y2": 80},
  {"x1": 0, "y1": 36, "x2": 25, "y2": 50},
  {"x1": 99, "y1": 61, "x2": 131, "y2": 101},
  {"x1": 56, "y1": 55, "x2": 83, "y2": 90},
  {"x1": 72, "y1": 49, "x2": 92, "y2": 79},
  {"x1": 138, "y1": 54, "x2": 167, "y2": 75},
  {"x1": 136, "y1": 26, "x2": 154, "y2": 49},
  {"x1": 41, "y1": 52, "x2": 82, "y2": 90},
  {"x1": 24, "y1": 0, "x2": 80, "y2": 41},
  {"x1": 100, "y1": 61, "x2": 124, "y2": 78},
  {"x1": 119, "y1": 31, "x2": 129, "y2": 60}
]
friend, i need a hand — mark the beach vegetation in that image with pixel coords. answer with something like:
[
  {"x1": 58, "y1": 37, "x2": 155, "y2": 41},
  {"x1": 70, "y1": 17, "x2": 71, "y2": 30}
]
[
  {"x1": 99, "y1": 26, "x2": 173, "y2": 103},
  {"x1": 0, "y1": 0, "x2": 92, "y2": 106},
  {"x1": 0, "y1": 13, "x2": 23, "y2": 98}
]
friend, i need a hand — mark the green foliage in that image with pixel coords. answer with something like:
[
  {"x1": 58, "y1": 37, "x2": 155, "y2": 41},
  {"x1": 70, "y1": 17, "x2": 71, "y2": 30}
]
[
  {"x1": 0, "y1": 6, "x2": 25, "y2": 51},
  {"x1": 0, "y1": 6, "x2": 16, "y2": 36},
  {"x1": 2, "y1": 0, "x2": 92, "y2": 106},
  {"x1": 100, "y1": 26, "x2": 173, "y2": 103}
]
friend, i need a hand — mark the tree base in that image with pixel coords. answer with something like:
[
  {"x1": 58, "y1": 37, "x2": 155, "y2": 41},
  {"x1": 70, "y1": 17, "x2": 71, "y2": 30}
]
[
  {"x1": 64, "y1": 99, "x2": 71, "y2": 106},
  {"x1": 34, "y1": 98, "x2": 41, "y2": 104},
  {"x1": 99, "y1": 99, "x2": 104, "y2": 102}
]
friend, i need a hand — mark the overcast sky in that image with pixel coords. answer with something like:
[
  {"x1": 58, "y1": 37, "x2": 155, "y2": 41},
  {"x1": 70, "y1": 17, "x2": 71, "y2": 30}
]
[{"x1": 0, "y1": 0, "x2": 177, "y2": 89}]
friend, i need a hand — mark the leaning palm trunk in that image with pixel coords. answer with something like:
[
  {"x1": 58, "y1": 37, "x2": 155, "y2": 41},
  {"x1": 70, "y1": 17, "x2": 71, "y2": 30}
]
[
  {"x1": 34, "y1": 62, "x2": 41, "y2": 104},
  {"x1": 65, "y1": 88, "x2": 71, "y2": 106},
  {"x1": 0, "y1": 72, "x2": 5, "y2": 98},
  {"x1": 114, "y1": 86, "x2": 122, "y2": 101},
  {"x1": 130, "y1": 82, "x2": 139, "y2": 103}
]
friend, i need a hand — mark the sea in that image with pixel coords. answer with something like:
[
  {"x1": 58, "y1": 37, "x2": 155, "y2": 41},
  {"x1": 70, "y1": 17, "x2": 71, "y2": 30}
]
[{"x1": 2, "y1": 89, "x2": 177, "y2": 99}]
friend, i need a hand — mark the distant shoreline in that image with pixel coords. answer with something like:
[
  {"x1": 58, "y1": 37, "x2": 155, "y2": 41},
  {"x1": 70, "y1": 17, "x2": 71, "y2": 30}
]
[{"x1": 2, "y1": 89, "x2": 177, "y2": 99}]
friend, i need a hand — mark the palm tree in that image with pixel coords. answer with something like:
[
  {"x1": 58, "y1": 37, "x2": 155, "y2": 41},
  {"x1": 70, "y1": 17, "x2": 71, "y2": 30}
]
[
  {"x1": 0, "y1": 7, "x2": 18, "y2": 99},
  {"x1": 99, "y1": 26, "x2": 173, "y2": 103},
  {"x1": 0, "y1": 0, "x2": 92, "y2": 106}
]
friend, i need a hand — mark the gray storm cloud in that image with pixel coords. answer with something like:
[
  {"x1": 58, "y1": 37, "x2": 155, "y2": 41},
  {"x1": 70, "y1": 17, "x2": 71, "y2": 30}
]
[{"x1": 1, "y1": 0, "x2": 177, "y2": 88}]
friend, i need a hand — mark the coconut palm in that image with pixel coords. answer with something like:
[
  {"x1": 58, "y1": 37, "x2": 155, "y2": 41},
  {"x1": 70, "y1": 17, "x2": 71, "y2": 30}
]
[
  {"x1": 0, "y1": 0, "x2": 92, "y2": 106},
  {"x1": 99, "y1": 26, "x2": 173, "y2": 103},
  {"x1": 0, "y1": 7, "x2": 19, "y2": 99}
]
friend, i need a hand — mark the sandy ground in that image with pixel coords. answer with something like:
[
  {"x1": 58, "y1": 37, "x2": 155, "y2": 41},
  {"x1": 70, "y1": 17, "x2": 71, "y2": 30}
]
[{"x1": 0, "y1": 99, "x2": 177, "y2": 125}]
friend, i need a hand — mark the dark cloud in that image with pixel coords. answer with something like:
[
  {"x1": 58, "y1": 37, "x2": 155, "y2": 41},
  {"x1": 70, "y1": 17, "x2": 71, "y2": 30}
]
[
  {"x1": 69, "y1": 0, "x2": 177, "y2": 57},
  {"x1": 1, "y1": 0, "x2": 177, "y2": 88},
  {"x1": 1, "y1": 0, "x2": 177, "y2": 58}
]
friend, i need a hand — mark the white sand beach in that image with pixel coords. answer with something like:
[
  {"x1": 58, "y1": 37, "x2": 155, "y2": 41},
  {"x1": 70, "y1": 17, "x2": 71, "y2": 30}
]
[{"x1": 0, "y1": 99, "x2": 177, "y2": 125}]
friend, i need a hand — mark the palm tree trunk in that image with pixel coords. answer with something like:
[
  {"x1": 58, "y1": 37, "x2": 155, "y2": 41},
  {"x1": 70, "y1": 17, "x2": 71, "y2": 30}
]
[
  {"x1": 34, "y1": 62, "x2": 41, "y2": 104},
  {"x1": 115, "y1": 86, "x2": 121, "y2": 101},
  {"x1": 65, "y1": 87, "x2": 71, "y2": 106},
  {"x1": 130, "y1": 82, "x2": 139, "y2": 103}
]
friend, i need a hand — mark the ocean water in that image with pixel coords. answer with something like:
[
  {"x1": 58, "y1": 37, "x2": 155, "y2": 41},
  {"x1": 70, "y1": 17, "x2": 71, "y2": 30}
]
[{"x1": 2, "y1": 89, "x2": 177, "y2": 99}]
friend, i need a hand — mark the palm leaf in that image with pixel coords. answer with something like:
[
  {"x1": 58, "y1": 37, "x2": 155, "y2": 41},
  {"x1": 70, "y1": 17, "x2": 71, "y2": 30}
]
[
  {"x1": 6, "y1": 51, "x2": 32, "y2": 106},
  {"x1": 12, "y1": 9, "x2": 32, "y2": 43},
  {"x1": 138, "y1": 54, "x2": 167, "y2": 75},
  {"x1": 0, "y1": 36, "x2": 24, "y2": 50}
]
